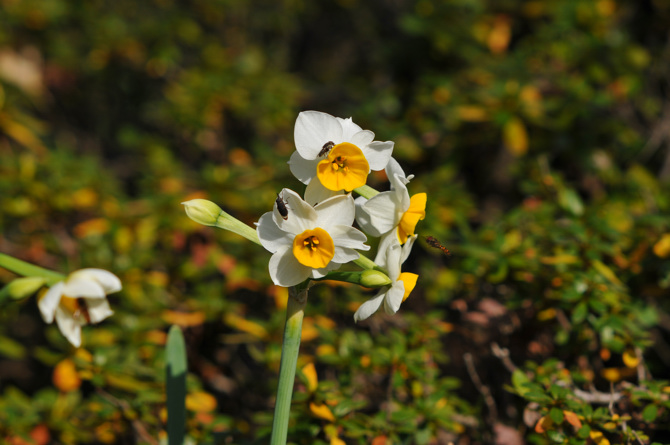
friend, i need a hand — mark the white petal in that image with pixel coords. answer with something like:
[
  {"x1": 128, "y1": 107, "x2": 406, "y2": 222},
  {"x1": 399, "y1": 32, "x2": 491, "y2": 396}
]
[
  {"x1": 62, "y1": 276, "x2": 106, "y2": 299},
  {"x1": 353, "y1": 289, "x2": 387, "y2": 322},
  {"x1": 375, "y1": 233, "x2": 402, "y2": 279},
  {"x1": 332, "y1": 246, "x2": 362, "y2": 264},
  {"x1": 349, "y1": 130, "x2": 375, "y2": 149},
  {"x1": 385, "y1": 157, "x2": 410, "y2": 186},
  {"x1": 314, "y1": 194, "x2": 355, "y2": 230},
  {"x1": 336, "y1": 117, "x2": 364, "y2": 140},
  {"x1": 360, "y1": 192, "x2": 403, "y2": 236},
  {"x1": 38, "y1": 282, "x2": 64, "y2": 324},
  {"x1": 354, "y1": 196, "x2": 377, "y2": 235},
  {"x1": 294, "y1": 111, "x2": 342, "y2": 159},
  {"x1": 304, "y1": 179, "x2": 342, "y2": 206},
  {"x1": 272, "y1": 188, "x2": 316, "y2": 235},
  {"x1": 400, "y1": 234, "x2": 418, "y2": 264},
  {"x1": 55, "y1": 306, "x2": 82, "y2": 347},
  {"x1": 383, "y1": 282, "x2": 405, "y2": 315},
  {"x1": 311, "y1": 261, "x2": 342, "y2": 279},
  {"x1": 362, "y1": 141, "x2": 394, "y2": 171},
  {"x1": 72, "y1": 269, "x2": 121, "y2": 294},
  {"x1": 385, "y1": 237, "x2": 403, "y2": 281},
  {"x1": 329, "y1": 225, "x2": 369, "y2": 250},
  {"x1": 268, "y1": 247, "x2": 312, "y2": 287},
  {"x1": 257, "y1": 212, "x2": 293, "y2": 253},
  {"x1": 288, "y1": 151, "x2": 319, "y2": 185},
  {"x1": 85, "y1": 298, "x2": 114, "y2": 324}
]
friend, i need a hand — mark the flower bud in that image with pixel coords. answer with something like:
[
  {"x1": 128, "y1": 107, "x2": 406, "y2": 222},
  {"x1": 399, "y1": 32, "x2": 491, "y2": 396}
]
[
  {"x1": 0, "y1": 276, "x2": 45, "y2": 301},
  {"x1": 360, "y1": 269, "x2": 392, "y2": 288},
  {"x1": 182, "y1": 199, "x2": 222, "y2": 227}
]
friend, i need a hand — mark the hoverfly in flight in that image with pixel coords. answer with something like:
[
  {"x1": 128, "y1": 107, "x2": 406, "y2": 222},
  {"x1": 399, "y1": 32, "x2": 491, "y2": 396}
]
[{"x1": 425, "y1": 236, "x2": 451, "y2": 255}]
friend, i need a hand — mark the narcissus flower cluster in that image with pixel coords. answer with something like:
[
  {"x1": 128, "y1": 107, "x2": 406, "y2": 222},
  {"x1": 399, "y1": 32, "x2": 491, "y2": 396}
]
[{"x1": 184, "y1": 110, "x2": 428, "y2": 321}]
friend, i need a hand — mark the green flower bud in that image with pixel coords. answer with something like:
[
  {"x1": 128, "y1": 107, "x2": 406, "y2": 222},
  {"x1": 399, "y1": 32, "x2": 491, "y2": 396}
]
[
  {"x1": 182, "y1": 199, "x2": 261, "y2": 245},
  {"x1": 182, "y1": 199, "x2": 223, "y2": 227},
  {"x1": 0, "y1": 276, "x2": 45, "y2": 301},
  {"x1": 360, "y1": 269, "x2": 392, "y2": 288}
]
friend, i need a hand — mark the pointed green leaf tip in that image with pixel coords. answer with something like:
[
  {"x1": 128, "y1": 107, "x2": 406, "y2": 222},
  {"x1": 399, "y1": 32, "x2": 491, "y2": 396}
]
[{"x1": 166, "y1": 325, "x2": 187, "y2": 445}]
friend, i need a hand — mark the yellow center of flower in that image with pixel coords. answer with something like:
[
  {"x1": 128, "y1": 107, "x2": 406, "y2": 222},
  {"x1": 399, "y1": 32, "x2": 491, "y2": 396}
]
[
  {"x1": 397, "y1": 193, "x2": 427, "y2": 244},
  {"x1": 60, "y1": 296, "x2": 80, "y2": 313},
  {"x1": 399, "y1": 272, "x2": 419, "y2": 302},
  {"x1": 60, "y1": 296, "x2": 90, "y2": 323},
  {"x1": 292, "y1": 227, "x2": 335, "y2": 269},
  {"x1": 316, "y1": 142, "x2": 370, "y2": 192}
]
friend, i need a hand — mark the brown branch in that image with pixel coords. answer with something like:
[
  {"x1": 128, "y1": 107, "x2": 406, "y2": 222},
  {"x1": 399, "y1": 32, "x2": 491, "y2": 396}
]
[
  {"x1": 491, "y1": 342, "x2": 517, "y2": 373},
  {"x1": 96, "y1": 388, "x2": 159, "y2": 445},
  {"x1": 464, "y1": 353, "x2": 497, "y2": 424}
]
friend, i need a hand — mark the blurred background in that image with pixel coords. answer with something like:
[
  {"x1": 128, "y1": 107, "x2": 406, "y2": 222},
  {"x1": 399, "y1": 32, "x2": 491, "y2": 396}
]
[{"x1": 2, "y1": 0, "x2": 670, "y2": 443}]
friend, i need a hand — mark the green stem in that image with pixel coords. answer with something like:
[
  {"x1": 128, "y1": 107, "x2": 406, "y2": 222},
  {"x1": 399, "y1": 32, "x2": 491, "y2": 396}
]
[
  {"x1": 215, "y1": 212, "x2": 261, "y2": 246},
  {"x1": 354, "y1": 184, "x2": 380, "y2": 199},
  {"x1": 353, "y1": 253, "x2": 387, "y2": 274},
  {"x1": 0, "y1": 253, "x2": 64, "y2": 285},
  {"x1": 270, "y1": 284, "x2": 310, "y2": 445}
]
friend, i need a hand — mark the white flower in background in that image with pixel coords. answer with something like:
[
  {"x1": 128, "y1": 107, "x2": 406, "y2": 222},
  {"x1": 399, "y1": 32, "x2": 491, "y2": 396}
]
[
  {"x1": 354, "y1": 233, "x2": 418, "y2": 322},
  {"x1": 256, "y1": 188, "x2": 370, "y2": 287},
  {"x1": 356, "y1": 157, "x2": 426, "y2": 244},
  {"x1": 38, "y1": 269, "x2": 121, "y2": 347},
  {"x1": 289, "y1": 111, "x2": 395, "y2": 204}
]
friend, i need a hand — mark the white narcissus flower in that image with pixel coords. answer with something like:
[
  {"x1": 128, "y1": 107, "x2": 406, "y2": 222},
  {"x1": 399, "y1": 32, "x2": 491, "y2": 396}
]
[
  {"x1": 38, "y1": 269, "x2": 121, "y2": 347},
  {"x1": 289, "y1": 111, "x2": 395, "y2": 205},
  {"x1": 256, "y1": 188, "x2": 370, "y2": 287},
  {"x1": 356, "y1": 157, "x2": 426, "y2": 244},
  {"x1": 354, "y1": 233, "x2": 418, "y2": 322}
]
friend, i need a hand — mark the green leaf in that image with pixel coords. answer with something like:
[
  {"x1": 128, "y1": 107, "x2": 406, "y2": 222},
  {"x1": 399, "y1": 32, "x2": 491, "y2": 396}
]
[
  {"x1": 0, "y1": 335, "x2": 26, "y2": 359},
  {"x1": 642, "y1": 404, "x2": 658, "y2": 422},
  {"x1": 549, "y1": 406, "x2": 564, "y2": 424},
  {"x1": 511, "y1": 369, "x2": 532, "y2": 396},
  {"x1": 166, "y1": 325, "x2": 187, "y2": 445},
  {"x1": 571, "y1": 301, "x2": 588, "y2": 324},
  {"x1": 558, "y1": 188, "x2": 584, "y2": 216}
]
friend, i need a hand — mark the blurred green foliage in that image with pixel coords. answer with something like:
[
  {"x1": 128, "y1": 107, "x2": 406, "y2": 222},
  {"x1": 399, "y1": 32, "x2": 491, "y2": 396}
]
[{"x1": 2, "y1": 0, "x2": 670, "y2": 443}]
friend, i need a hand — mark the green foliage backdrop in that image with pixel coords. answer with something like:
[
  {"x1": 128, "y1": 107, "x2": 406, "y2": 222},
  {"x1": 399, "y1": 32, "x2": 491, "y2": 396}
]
[{"x1": 2, "y1": 0, "x2": 670, "y2": 443}]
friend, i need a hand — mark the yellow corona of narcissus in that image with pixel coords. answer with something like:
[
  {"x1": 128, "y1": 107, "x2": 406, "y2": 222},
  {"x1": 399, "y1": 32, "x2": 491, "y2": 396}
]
[
  {"x1": 256, "y1": 189, "x2": 370, "y2": 287},
  {"x1": 356, "y1": 157, "x2": 426, "y2": 244},
  {"x1": 354, "y1": 233, "x2": 419, "y2": 322},
  {"x1": 288, "y1": 111, "x2": 395, "y2": 205}
]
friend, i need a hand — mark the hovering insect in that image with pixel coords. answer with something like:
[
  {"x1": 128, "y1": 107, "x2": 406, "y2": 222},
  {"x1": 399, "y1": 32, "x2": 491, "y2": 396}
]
[
  {"x1": 73, "y1": 297, "x2": 92, "y2": 324},
  {"x1": 276, "y1": 192, "x2": 289, "y2": 220},
  {"x1": 425, "y1": 236, "x2": 451, "y2": 255},
  {"x1": 318, "y1": 141, "x2": 335, "y2": 157}
]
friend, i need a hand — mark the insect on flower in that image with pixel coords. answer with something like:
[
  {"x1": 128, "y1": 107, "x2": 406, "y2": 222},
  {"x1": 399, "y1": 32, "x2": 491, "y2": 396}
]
[
  {"x1": 425, "y1": 236, "x2": 451, "y2": 255},
  {"x1": 74, "y1": 297, "x2": 92, "y2": 324},
  {"x1": 318, "y1": 141, "x2": 335, "y2": 157},
  {"x1": 276, "y1": 192, "x2": 290, "y2": 220}
]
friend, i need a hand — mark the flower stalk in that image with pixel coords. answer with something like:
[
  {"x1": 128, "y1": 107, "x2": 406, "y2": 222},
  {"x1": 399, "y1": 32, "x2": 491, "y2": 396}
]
[
  {"x1": 0, "y1": 253, "x2": 64, "y2": 285},
  {"x1": 354, "y1": 184, "x2": 380, "y2": 199},
  {"x1": 270, "y1": 283, "x2": 310, "y2": 445}
]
